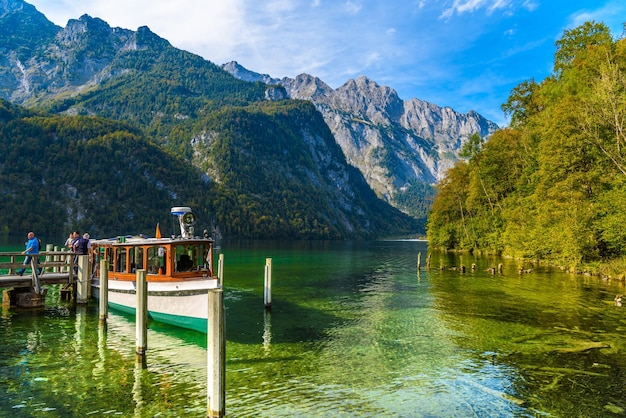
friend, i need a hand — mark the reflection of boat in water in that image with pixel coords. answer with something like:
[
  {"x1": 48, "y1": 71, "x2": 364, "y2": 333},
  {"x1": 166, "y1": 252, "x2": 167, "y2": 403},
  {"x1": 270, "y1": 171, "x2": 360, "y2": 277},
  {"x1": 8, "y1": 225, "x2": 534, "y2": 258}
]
[{"x1": 90, "y1": 207, "x2": 219, "y2": 333}]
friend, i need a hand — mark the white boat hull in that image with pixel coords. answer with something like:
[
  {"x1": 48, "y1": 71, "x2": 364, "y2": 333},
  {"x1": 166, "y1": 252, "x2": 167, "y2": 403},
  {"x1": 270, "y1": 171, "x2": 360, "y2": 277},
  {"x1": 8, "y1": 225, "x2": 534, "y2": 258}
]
[{"x1": 92, "y1": 278, "x2": 219, "y2": 333}]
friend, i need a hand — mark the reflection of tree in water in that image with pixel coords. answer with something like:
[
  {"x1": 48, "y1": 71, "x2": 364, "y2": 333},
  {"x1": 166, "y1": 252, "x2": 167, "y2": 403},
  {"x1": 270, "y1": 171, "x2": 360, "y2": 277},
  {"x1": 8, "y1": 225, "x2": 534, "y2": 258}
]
[{"x1": 429, "y1": 252, "x2": 626, "y2": 416}]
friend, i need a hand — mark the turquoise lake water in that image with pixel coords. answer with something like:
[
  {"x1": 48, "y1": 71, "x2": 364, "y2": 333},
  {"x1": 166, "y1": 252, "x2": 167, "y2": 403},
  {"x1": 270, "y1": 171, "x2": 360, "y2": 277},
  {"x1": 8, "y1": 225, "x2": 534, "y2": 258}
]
[{"x1": 1, "y1": 238, "x2": 626, "y2": 417}]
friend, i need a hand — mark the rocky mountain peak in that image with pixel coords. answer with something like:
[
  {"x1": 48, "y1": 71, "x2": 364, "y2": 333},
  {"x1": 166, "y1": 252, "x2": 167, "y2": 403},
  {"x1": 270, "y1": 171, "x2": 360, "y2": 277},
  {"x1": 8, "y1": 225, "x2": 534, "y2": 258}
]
[
  {"x1": 333, "y1": 75, "x2": 404, "y2": 124},
  {"x1": 1, "y1": 0, "x2": 32, "y2": 15},
  {"x1": 221, "y1": 61, "x2": 278, "y2": 84},
  {"x1": 280, "y1": 73, "x2": 333, "y2": 101},
  {"x1": 58, "y1": 15, "x2": 110, "y2": 45},
  {"x1": 222, "y1": 62, "x2": 499, "y2": 217},
  {"x1": 1, "y1": 0, "x2": 59, "y2": 54}
]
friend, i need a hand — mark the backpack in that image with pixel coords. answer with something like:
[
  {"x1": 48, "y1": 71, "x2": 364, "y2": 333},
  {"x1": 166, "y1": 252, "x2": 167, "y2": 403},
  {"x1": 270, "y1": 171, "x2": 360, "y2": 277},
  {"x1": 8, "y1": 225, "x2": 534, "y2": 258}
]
[{"x1": 37, "y1": 238, "x2": 43, "y2": 252}]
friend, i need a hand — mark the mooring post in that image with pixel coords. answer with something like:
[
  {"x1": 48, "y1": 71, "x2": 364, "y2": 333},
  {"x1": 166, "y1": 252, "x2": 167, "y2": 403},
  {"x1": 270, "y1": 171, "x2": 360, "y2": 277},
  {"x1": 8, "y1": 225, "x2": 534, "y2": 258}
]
[
  {"x1": 264, "y1": 258, "x2": 272, "y2": 310},
  {"x1": 99, "y1": 259, "x2": 109, "y2": 324},
  {"x1": 426, "y1": 253, "x2": 431, "y2": 270},
  {"x1": 417, "y1": 252, "x2": 421, "y2": 271},
  {"x1": 76, "y1": 255, "x2": 90, "y2": 304},
  {"x1": 207, "y1": 287, "x2": 225, "y2": 417},
  {"x1": 218, "y1": 253, "x2": 224, "y2": 286},
  {"x1": 136, "y1": 269, "x2": 148, "y2": 357}
]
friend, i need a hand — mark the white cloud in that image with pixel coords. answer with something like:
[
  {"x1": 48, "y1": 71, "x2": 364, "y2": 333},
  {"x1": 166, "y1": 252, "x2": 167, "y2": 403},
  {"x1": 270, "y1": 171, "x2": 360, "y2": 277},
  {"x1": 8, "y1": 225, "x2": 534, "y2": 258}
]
[
  {"x1": 522, "y1": 0, "x2": 539, "y2": 12},
  {"x1": 440, "y1": 0, "x2": 516, "y2": 18},
  {"x1": 344, "y1": 1, "x2": 362, "y2": 14}
]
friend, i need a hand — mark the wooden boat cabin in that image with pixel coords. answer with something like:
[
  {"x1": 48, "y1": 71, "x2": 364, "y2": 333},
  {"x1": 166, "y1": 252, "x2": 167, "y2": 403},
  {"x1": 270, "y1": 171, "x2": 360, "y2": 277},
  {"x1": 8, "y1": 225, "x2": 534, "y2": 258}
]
[
  {"x1": 91, "y1": 237, "x2": 214, "y2": 281},
  {"x1": 90, "y1": 207, "x2": 215, "y2": 282}
]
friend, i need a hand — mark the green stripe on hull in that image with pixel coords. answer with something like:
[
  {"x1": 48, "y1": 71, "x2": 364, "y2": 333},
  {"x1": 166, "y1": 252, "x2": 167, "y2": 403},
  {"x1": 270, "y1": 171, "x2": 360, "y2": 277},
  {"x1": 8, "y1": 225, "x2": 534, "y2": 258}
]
[{"x1": 108, "y1": 301, "x2": 208, "y2": 333}]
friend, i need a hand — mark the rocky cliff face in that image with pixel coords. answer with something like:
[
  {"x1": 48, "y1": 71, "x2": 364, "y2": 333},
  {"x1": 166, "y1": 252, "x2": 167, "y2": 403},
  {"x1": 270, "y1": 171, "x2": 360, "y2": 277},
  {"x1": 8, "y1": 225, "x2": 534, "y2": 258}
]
[
  {"x1": 0, "y1": 1, "x2": 167, "y2": 106},
  {"x1": 223, "y1": 61, "x2": 499, "y2": 204}
]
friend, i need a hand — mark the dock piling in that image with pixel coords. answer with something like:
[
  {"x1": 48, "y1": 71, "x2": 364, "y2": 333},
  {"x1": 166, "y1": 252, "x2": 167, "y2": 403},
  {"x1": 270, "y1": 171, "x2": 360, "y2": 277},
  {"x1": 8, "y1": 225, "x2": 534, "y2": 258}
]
[
  {"x1": 136, "y1": 269, "x2": 148, "y2": 357},
  {"x1": 218, "y1": 253, "x2": 224, "y2": 285},
  {"x1": 76, "y1": 255, "x2": 89, "y2": 304},
  {"x1": 207, "y1": 287, "x2": 225, "y2": 417},
  {"x1": 99, "y1": 259, "x2": 109, "y2": 323},
  {"x1": 264, "y1": 258, "x2": 272, "y2": 310}
]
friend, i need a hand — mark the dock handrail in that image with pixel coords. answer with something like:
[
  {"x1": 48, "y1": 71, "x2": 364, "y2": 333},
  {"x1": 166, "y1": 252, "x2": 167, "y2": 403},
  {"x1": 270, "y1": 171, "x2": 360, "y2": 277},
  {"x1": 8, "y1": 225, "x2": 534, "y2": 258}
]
[{"x1": 0, "y1": 251, "x2": 76, "y2": 288}]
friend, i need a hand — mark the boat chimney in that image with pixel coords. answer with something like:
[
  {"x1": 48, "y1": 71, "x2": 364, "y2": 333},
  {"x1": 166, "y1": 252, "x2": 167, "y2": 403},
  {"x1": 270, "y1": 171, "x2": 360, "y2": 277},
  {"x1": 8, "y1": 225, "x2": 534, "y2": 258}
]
[{"x1": 170, "y1": 206, "x2": 196, "y2": 238}]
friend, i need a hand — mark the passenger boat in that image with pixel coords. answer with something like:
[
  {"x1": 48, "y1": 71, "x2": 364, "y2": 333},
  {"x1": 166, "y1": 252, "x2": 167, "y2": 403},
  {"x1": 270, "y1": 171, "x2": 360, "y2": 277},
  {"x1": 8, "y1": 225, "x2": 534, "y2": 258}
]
[{"x1": 90, "y1": 207, "x2": 219, "y2": 333}]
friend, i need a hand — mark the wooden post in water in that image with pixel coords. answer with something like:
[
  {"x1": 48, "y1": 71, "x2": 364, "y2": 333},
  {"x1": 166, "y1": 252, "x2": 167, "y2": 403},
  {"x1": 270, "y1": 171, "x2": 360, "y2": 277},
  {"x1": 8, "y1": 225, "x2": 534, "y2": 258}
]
[
  {"x1": 218, "y1": 253, "x2": 224, "y2": 285},
  {"x1": 207, "y1": 287, "x2": 225, "y2": 417},
  {"x1": 136, "y1": 269, "x2": 148, "y2": 357},
  {"x1": 76, "y1": 255, "x2": 90, "y2": 304},
  {"x1": 99, "y1": 259, "x2": 109, "y2": 324},
  {"x1": 426, "y1": 253, "x2": 431, "y2": 270},
  {"x1": 264, "y1": 258, "x2": 272, "y2": 310},
  {"x1": 417, "y1": 252, "x2": 421, "y2": 271}
]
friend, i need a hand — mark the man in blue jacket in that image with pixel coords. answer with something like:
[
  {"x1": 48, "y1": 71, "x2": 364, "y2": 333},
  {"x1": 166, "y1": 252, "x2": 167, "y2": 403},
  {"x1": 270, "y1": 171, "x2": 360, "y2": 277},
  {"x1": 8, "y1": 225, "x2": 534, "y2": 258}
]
[{"x1": 16, "y1": 231, "x2": 42, "y2": 276}]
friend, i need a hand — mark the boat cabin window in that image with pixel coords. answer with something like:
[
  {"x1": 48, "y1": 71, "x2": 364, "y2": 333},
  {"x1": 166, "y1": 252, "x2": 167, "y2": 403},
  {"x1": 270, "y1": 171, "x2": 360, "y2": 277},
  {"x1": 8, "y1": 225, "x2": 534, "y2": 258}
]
[
  {"x1": 106, "y1": 247, "x2": 114, "y2": 272},
  {"x1": 130, "y1": 247, "x2": 144, "y2": 272},
  {"x1": 117, "y1": 248, "x2": 127, "y2": 273},
  {"x1": 174, "y1": 244, "x2": 210, "y2": 272},
  {"x1": 147, "y1": 246, "x2": 166, "y2": 274}
]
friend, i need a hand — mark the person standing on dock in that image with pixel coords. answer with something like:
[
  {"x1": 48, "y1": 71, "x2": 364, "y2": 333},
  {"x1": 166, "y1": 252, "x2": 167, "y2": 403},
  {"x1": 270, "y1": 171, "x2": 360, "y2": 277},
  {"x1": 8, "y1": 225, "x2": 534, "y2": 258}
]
[
  {"x1": 16, "y1": 231, "x2": 41, "y2": 276},
  {"x1": 64, "y1": 232, "x2": 74, "y2": 250}
]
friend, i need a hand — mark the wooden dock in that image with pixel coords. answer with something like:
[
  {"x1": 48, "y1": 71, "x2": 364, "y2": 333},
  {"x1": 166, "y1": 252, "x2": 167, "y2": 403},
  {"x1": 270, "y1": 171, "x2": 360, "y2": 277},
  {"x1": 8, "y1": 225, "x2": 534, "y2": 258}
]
[
  {"x1": 0, "y1": 271, "x2": 73, "y2": 288},
  {"x1": 0, "y1": 251, "x2": 77, "y2": 306}
]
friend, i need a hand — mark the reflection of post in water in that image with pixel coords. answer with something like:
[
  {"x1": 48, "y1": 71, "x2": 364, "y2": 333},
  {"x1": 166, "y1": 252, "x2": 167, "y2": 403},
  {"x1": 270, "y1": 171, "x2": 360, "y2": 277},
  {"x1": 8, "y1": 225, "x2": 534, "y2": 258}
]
[
  {"x1": 133, "y1": 356, "x2": 147, "y2": 417},
  {"x1": 73, "y1": 304, "x2": 88, "y2": 352},
  {"x1": 94, "y1": 322, "x2": 108, "y2": 380},
  {"x1": 263, "y1": 309, "x2": 272, "y2": 356},
  {"x1": 615, "y1": 294, "x2": 622, "y2": 307}
]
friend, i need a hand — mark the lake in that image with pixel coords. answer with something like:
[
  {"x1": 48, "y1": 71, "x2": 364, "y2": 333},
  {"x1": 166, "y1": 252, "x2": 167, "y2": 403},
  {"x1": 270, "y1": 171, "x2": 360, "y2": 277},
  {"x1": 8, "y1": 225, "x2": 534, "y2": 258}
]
[{"x1": 1, "y1": 239, "x2": 625, "y2": 417}]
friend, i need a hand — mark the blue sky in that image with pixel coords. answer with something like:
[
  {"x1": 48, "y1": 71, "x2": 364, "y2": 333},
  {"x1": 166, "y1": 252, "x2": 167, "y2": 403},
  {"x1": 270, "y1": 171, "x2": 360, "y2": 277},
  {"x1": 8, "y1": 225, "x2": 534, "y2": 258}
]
[{"x1": 27, "y1": 0, "x2": 626, "y2": 126}]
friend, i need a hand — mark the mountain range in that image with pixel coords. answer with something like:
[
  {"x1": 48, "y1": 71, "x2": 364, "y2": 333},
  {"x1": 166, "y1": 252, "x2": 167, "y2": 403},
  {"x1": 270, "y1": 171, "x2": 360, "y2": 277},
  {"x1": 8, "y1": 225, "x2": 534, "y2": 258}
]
[{"x1": 0, "y1": 0, "x2": 498, "y2": 239}]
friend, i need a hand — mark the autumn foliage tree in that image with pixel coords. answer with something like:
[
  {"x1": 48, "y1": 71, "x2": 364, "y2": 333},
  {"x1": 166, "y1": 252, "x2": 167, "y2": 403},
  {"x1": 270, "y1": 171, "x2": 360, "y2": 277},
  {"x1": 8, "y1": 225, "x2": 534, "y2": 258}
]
[{"x1": 428, "y1": 21, "x2": 626, "y2": 270}]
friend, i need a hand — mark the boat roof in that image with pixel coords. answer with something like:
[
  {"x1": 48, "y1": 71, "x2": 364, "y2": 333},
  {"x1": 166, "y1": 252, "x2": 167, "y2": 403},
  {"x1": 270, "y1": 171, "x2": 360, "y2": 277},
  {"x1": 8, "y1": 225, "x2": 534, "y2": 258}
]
[{"x1": 91, "y1": 235, "x2": 213, "y2": 246}]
